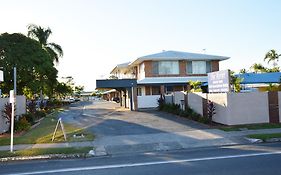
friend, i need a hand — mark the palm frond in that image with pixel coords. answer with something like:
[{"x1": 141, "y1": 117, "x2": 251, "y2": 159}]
[{"x1": 48, "y1": 43, "x2": 63, "y2": 57}]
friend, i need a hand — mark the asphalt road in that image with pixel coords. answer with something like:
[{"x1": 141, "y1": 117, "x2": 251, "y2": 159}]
[{"x1": 1, "y1": 142, "x2": 281, "y2": 175}]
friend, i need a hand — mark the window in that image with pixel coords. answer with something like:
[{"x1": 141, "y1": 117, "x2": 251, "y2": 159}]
[
  {"x1": 158, "y1": 61, "x2": 179, "y2": 75},
  {"x1": 152, "y1": 86, "x2": 160, "y2": 95},
  {"x1": 137, "y1": 87, "x2": 142, "y2": 96},
  {"x1": 165, "y1": 86, "x2": 173, "y2": 94},
  {"x1": 187, "y1": 61, "x2": 211, "y2": 74},
  {"x1": 192, "y1": 61, "x2": 206, "y2": 74}
]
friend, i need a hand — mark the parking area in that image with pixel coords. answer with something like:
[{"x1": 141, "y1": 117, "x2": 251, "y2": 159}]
[{"x1": 61, "y1": 100, "x2": 209, "y2": 138}]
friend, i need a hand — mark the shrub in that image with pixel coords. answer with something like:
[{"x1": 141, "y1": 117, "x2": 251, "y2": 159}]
[
  {"x1": 34, "y1": 110, "x2": 46, "y2": 120},
  {"x1": 27, "y1": 100, "x2": 37, "y2": 114},
  {"x1": 22, "y1": 113, "x2": 36, "y2": 124},
  {"x1": 158, "y1": 100, "x2": 210, "y2": 124},
  {"x1": 198, "y1": 116, "x2": 211, "y2": 124},
  {"x1": 15, "y1": 117, "x2": 31, "y2": 132}
]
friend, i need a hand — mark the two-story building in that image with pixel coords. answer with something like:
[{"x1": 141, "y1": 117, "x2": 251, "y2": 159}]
[{"x1": 96, "y1": 50, "x2": 229, "y2": 110}]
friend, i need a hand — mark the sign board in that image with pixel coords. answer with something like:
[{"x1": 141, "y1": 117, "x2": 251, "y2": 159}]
[
  {"x1": 208, "y1": 70, "x2": 231, "y2": 93},
  {"x1": 0, "y1": 70, "x2": 3, "y2": 82}
]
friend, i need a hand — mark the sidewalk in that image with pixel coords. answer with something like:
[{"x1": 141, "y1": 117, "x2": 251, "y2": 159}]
[{"x1": 1, "y1": 128, "x2": 281, "y2": 155}]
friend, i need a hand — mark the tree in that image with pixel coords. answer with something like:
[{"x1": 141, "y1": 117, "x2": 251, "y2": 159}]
[
  {"x1": 230, "y1": 71, "x2": 243, "y2": 92},
  {"x1": 188, "y1": 80, "x2": 202, "y2": 92},
  {"x1": 264, "y1": 49, "x2": 280, "y2": 67},
  {"x1": 0, "y1": 33, "x2": 58, "y2": 96},
  {"x1": 27, "y1": 24, "x2": 63, "y2": 63},
  {"x1": 250, "y1": 63, "x2": 267, "y2": 73},
  {"x1": 239, "y1": 68, "x2": 247, "y2": 74},
  {"x1": 74, "y1": 86, "x2": 84, "y2": 96},
  {"x1": 54, "y1": 82, "x2": 73, "y2": 98}
]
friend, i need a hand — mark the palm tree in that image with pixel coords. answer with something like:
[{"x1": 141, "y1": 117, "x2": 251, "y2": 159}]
[
  {"x1": 250, "y1": 63, "x2": 267, "y2": 73},
  {"x1": 27, "y1": 24, "x2": 63, "y2": 63},
  {"x1": 264, "y1": 49, "x2": 280, "y2": 67}
]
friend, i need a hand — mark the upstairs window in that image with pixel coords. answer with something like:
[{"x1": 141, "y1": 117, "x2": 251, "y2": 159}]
[
  {"x1": 153, "y1": 61, "x2": 179, "y2": 75},
  {"x1": 186, "y1": 61, "x2": 211, "y2": 74}
]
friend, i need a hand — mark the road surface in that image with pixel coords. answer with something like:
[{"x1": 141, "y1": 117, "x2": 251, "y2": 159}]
[{"x1": 1, "y1": 142, "x2": 281, "y2": 175}]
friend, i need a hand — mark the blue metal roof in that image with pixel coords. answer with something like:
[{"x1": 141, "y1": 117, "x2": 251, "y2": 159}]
[{"x1": 237, "y1": 72, "x2": 281, "y2": 84}]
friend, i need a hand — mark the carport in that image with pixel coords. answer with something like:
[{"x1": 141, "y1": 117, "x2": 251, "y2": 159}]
[{"x1": 96, "y1": 79, "x2": 137, "y2": 110}]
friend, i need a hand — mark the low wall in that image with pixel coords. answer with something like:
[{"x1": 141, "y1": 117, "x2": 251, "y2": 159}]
[
  {"x1": 207, "y1": 93, "x2": 228, "y2": 124},
  {"x1": 208, "y1": 92, "x2": 269, "y2": 125},
  {"x1": 0, "y1": 96, "x2": 26, "y2": 134},
  {"x1": 137, "y1": 95, "x2": 160, "y2": 108},
  {"x1": 188, "y1": 93, "x2": 203, "y2": 116}
]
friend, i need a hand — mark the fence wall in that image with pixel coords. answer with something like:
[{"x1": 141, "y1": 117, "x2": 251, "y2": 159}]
[
  {"x1": 0, "y1": 96, "x2": 26, "y2": 134},
  {"x1": 137, "y1": 95, "x2": 160, "y2": 108},
  {"x1": 174, "y1": 92, "x2": 277, "y2": 125}
]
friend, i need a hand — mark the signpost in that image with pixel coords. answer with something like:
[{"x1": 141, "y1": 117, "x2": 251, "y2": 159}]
[
  {"x1": 0, "y1": 70, "x2": 3, "y2": 97},
  {"x1": 9, "y1": 90, "x2": 15, "y2": 152},
  {"x1": 208, "y1": 70, "x2": 231, "y2": 93}
]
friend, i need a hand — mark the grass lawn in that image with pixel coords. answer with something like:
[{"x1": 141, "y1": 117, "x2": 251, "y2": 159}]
[
  {"x1": 0, "y1": 112, "x2": 95, "y2": 145},
  {"x1": 248, "y1": 133, "x2": 281, "y2": 141},
  {"x1": 0, "y1": 147, "x2": 93, "y2": 158},
  {"x1": 219, "y1": 123, "x2": 281, "y2": 132}
]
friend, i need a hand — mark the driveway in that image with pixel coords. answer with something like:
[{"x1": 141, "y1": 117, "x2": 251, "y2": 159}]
[{"x1": 60, "y1": 100, "x2": 208, "y2": 138}]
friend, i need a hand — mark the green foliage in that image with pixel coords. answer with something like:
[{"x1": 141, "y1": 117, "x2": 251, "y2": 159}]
[
  {"x1": 239, "y1": 68, "x2": 247, "y2": 74},
  {"x1": 74, "y1": 85, "x2": 84, "y2": 96},
  {"x1": 54, "y1": 82, "x2": 73, "y2": 98},
  {"x1": 158, "y1": 100, "x2": 211, "y2": 124},
  {"x1": 34, "y1": 110, "x2": 46, "y2": 120},
  {"x1": 230, "y1": 71, "x2": 243, "y2": 92},
  {"x1": 15, "y1": 117, "x2": 31, "y2": 132},
  {"x1": 0, "y1": 32, "x2": 58, "y2": 96},
  {"x1": 188, "y1": 80, "x2": 202, "y2": 92},
  {"x1": 27, "y1": 24, "x2": 63, "y2": 63},
  {"x1": 22, "y1": 113, "x2": 36, "y2": 124},
  {"x1": 264, "y1": 49, "x2": 280, "y2": 66}
]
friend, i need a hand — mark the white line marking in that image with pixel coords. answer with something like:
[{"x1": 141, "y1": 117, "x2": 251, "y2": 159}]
[{"x1": 5, "y1": 151, "x2": 281, "y2": 175}]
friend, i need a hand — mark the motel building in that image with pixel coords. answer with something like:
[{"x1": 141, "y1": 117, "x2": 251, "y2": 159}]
[{"x1": 96, "y1": 50, "x2": 229, "y2": 110}]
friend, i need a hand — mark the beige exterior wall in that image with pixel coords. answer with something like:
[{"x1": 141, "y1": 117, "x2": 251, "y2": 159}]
[
  {"x1": 188, "y1": 93, "x2": 204, "y2": 116},
  {"x1": 226, "y1": 92, "x2": 269, "y2": 125},
  {"x1": 207, "y1": 93, "x2": 229, "y2": 124},
  {"x1": 187, "y1": 92, "x2": 270, "y2": 125},
  {"x1": 0, "y1": 96, "x2": 26, "y2": 134}
]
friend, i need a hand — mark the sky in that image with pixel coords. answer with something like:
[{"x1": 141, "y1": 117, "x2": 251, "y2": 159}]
[{"x1": 1, "y1": 0, "x2": 281, "y2": 91}]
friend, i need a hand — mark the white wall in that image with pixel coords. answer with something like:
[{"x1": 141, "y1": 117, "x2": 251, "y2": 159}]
[
  {"x1": 138, "y1": 63, "x2": 145, "y2": 80},
  {"x1": 208, "y1": 93, "x2": 229, "y2": 124},
  {"x1": 188, "y1": 92, "x2": 270, "y2": 125},
  {"x1": 0, "y1": 96, "x2": 26, "y2": 134},
  {"x1": 188, "y1": 93, "x2": 203, "y2": 116},
  {"x1": 137, "y1": 95, "x2": 160, "y2": 108},
  {"x1": 173, "y1": 91, "x2": 186, "y2": 110},
  {"x1": 226, "y1": 92, "x2": 269, "y2": 125}
]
